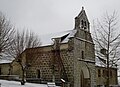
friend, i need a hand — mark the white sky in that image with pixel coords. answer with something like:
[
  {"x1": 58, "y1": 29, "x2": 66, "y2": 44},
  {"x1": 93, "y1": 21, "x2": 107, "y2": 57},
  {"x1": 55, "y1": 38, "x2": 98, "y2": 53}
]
[{"x1": 0, "y1": 0, "x2": 120, "y2": 35}]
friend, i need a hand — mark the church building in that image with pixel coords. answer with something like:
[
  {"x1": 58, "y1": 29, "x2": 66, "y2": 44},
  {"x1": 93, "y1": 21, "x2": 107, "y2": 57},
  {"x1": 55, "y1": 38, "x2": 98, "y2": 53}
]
[{"x1": 10, "y1": 7, "x2": 117, "y2": 87}]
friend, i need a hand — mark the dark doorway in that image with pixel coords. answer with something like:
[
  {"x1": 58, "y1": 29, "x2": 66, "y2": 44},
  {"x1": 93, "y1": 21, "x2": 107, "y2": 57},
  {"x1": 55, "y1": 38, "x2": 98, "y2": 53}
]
[
  {"x1": 37, "y1": 69, "x2": 40, "y2": 78},
  {"x1": 81, "y1": 70, "x2": 84, "y2": 87},
  {"x1": 0, "y1": 68, "x2": 1, "y2": 75},
  {"x1": 80, "y1": 69, "x2": 91, "y2": 87}
]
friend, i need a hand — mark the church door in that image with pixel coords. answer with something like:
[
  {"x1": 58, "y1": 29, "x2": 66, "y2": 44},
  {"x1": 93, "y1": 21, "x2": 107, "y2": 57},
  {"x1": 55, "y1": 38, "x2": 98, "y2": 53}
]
[
  {"x1": 81, "y1": 70, "x2": 84, "y2": 87},
  {"x1": 37, "y1": 69, "x2": 40, "y2": 78},
  {"x1": 81, "y1": 66, "x2": 91, "y2": 87}
]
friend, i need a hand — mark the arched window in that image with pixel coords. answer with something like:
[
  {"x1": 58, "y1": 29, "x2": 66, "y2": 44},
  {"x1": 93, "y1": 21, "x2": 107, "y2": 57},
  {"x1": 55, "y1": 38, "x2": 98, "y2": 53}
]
[
  {"x1": 81, "y1": 20, "x2": 84, "y2": 28},
  {"x1": 84, "y1": 21, "x2": 86, "y2": 26},
  {"x1": 84, "y1": 21, "x2": 87, "y2": 29}
]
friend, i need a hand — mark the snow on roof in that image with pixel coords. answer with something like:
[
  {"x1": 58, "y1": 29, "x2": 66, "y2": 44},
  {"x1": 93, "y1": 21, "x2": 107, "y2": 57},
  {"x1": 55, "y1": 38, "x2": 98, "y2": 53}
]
[
  {"x1": 95, "y1": 56, "x2": 117, "y2": 68},
  {"x1": 40, "y1": 29, "x2": 77, "y2": 46},
  {"x1": 95, "y1": 57, "x2": 106, "y2": 67},
  {"x1": 0, "y1": 59, "x2": 12, "y2": 64}
]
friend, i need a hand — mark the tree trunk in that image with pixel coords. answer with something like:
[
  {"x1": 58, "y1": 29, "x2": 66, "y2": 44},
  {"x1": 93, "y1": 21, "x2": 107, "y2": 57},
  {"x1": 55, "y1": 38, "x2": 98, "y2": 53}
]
[{"x1": 21, "y1": 67, "x2": 25, "y2": 85}]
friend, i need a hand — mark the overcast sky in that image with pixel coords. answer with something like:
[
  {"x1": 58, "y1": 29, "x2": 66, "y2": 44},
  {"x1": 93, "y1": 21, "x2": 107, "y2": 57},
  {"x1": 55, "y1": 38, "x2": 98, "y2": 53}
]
[{"x1": 0, "y1": 0, "x2": 120, "y2": 35}]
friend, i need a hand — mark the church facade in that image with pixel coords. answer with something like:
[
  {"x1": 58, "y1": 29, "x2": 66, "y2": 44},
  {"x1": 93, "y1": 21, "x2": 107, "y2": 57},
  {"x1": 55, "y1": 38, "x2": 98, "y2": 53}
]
[
  {"x1": 11, "y1": 7, "x2": 96, "y2": 87},
  {"x1": 10, "y1": 7, "x2": 117, "y2": 87}
]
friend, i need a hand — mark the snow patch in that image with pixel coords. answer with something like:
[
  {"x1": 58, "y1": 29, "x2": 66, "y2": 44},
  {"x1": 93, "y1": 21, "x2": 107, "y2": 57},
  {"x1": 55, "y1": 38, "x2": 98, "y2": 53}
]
[
  {"x1": 0, "y1": 59, "x2": 12, "y2": 64},
  {"x1": 40, "y1": 29, "x2": 77, "y2": 46}
]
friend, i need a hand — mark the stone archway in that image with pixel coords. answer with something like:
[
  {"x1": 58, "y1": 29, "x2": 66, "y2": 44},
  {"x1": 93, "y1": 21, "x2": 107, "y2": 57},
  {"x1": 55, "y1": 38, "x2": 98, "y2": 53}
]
[{"x1": 80, "y1": 65, "x2": 91, "y2": 87}]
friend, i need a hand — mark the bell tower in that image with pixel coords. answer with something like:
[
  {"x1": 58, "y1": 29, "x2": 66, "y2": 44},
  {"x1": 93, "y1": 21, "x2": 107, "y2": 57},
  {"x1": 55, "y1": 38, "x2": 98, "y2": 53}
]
[
  {"x1": 75, "y1": 7, "x2": 90, "y2": 32},
  {"x1": 73, "y1": 7, "x2": 96, "y2": 87}
]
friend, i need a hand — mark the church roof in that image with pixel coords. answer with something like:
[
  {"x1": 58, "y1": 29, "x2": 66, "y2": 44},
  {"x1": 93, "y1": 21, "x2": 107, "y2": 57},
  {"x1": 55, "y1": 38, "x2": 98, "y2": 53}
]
[
  {"x1": 95, "y1": 55, "x2": 117, "y2": 68},
  {"x1": 95, "y1": 57, "x2": 106, "y2": 67},
  {"x1": 40, "y1": 29, "x2": 77, "y2": 46},
  {"x1": 0, "y1": 59, "x2": 12, "y2": 64}
]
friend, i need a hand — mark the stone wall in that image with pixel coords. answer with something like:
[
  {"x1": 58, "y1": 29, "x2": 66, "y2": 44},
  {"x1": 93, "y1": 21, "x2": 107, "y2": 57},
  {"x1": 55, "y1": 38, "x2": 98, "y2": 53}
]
[
  {"x1": 96, "y1": 66, "x2": 118, "y2": 86},
  {"x1": 0, "y1": 63, "x2": 11, "y2": 75},
  {"x1": 25, "y1": 45, "x2": 74, "y2": 85},
  {"x1": 26, "y1": 50, "x2": 54, "y2": 81},
  {"x1": 60, "y1": 49, "x2": 74, "y2": 86}
]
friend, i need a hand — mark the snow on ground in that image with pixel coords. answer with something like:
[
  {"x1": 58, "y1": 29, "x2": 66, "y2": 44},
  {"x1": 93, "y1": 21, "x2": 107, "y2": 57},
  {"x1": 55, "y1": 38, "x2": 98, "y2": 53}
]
[{"x1": 0, "y1": 80, "x2": 48, "y2": 87}]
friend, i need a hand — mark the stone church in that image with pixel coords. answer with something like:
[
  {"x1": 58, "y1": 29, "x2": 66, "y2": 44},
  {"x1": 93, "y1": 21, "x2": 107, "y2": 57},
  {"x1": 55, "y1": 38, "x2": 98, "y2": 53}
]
[
  {"x1": 11, "y1": 7, "x2": 96, "y2": 87},
  {"x1": 10, "y1": 7, "x2": 117, "y2": 87}
]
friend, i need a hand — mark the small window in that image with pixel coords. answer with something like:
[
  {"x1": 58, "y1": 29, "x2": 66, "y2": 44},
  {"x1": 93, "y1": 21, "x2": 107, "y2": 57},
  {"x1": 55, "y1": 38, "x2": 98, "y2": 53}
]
[
  {"x1": 103, "y1": 70, "x2": 107, "y2": 77},
  {"x1": 103, "y1": 70, "x2": 105, "y2": 77},
  {"x1": 81, "y1": 51, "x2": 84, "y2": 59},
  {"x1": 81, "y1": 20, "x2": 84, "y2": 28},
  {"x1": 0, "y1": 68, "x2": 1, "y2": 75},
  {"x1": 110, "y1": 70, "x2": 112, "y2": 77},
  {"x1": 98, "y1": 69, "x2": 101, "y2": 77}
]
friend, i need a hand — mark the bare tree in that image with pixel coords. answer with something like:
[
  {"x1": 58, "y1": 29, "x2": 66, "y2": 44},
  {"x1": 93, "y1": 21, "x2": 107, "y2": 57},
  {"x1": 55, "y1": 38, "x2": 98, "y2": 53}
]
[
  {"x1": 93, "y1": 11, "x2": 120, "y2": 87},
  {"x1": 0, "y1": 12, "x2": 14, "y2": 59},
  {"x1": 8, "y1": 30, "x2": 41, "y2": 85},
  {"x1": 6, "y1": 30, "x2": 41, "y2": 59}
]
